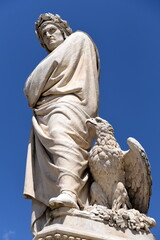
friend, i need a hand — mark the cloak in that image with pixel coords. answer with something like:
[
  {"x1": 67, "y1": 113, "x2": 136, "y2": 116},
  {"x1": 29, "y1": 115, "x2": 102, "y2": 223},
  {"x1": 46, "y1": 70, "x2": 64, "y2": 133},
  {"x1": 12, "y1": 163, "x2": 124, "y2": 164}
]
[{"x1": 24, "y1": 31, "x2": 99, "y2": 234}]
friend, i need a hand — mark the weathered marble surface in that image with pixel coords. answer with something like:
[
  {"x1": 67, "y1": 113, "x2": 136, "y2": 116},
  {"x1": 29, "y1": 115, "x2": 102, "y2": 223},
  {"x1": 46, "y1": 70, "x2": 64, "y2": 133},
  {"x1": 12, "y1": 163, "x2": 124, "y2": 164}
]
[
  {"x1": 24, "y1": 13, "x2": 99, "y2": 234},
  {"x1": 24, "y1": 13, "x2": 156, "y2": 240},
  {"x1": 86, "y1": 117, "x2": 152, "y2": 214},
  {"x1": 33, "y1": 214, "x2": 156, "y2": 240}
]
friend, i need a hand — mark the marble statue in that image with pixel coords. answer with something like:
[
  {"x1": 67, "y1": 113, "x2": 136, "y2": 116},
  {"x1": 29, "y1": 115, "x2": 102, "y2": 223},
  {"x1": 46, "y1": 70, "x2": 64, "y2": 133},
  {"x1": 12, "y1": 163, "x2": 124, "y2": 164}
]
[
  {"x1": 24, "y1": 13, "x2": 156, "y2": 240},
  {"x1": 86, "y1": 117, "x2": 151, "y2": 214},
  {"x1": 24, "y1": 13, "x2": 100, "y2": 234}
]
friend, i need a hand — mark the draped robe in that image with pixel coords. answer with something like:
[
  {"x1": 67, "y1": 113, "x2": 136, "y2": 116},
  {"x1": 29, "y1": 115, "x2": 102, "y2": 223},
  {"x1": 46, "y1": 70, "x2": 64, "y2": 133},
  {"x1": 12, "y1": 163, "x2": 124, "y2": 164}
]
[{"x1": 24, "y1": 31, "x2": 99, "y2": 234}]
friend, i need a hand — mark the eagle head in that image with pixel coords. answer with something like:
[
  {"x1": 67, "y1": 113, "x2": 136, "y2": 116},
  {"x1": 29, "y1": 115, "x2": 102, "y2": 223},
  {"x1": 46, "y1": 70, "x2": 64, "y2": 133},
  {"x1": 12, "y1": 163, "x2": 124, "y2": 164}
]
[{"x1": 86, "y1": 117, "x2": 114, "y2": 138}]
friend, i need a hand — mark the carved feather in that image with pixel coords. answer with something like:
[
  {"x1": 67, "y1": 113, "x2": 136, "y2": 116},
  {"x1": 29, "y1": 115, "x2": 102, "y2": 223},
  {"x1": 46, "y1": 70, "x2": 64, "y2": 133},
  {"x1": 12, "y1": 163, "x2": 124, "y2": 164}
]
[{"x1": 123, "y1": 137, "x2": 152, "y2": 214}]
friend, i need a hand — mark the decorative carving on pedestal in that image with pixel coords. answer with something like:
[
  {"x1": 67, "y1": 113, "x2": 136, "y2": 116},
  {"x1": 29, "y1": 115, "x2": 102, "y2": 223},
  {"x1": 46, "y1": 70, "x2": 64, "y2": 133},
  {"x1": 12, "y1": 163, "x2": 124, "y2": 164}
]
[
  {"x1": 24, "y1": 12, "x2": 156, "y2": 240},
  {"x1": 33, "y1": 213, "x2": 155, "y2": 240}
]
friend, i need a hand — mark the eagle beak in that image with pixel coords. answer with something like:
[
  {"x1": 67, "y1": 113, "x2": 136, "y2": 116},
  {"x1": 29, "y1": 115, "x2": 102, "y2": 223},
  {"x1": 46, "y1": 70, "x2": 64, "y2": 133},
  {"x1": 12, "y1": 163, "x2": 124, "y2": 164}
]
[{"x1": 86, "y1": 118, "x2": 97, "y2": 126}]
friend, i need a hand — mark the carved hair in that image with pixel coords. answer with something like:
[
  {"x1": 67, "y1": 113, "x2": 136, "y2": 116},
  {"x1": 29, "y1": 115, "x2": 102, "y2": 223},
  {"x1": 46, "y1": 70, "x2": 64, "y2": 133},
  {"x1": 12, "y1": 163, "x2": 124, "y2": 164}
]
[{"x1": 35, "y1": 13, "x2": 72, "y2": 51}]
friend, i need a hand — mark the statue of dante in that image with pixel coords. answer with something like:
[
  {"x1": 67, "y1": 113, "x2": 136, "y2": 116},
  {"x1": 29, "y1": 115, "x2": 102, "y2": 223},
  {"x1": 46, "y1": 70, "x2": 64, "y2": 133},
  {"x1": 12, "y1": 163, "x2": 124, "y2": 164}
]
[{"x1": 24, "y1": 13, "x2": 99, "y2": 234}]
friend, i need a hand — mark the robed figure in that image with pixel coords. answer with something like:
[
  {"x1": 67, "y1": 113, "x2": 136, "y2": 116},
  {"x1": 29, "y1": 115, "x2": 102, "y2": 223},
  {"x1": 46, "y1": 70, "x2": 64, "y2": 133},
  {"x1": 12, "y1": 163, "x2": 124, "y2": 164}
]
[{"x1": 24, "y1": 13, "x2": 99, "y2": 234}]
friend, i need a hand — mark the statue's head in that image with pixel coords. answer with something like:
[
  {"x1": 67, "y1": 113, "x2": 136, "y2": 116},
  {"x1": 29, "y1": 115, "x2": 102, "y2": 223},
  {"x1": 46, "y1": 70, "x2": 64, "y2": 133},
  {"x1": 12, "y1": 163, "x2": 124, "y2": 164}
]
[{"x1": 35, "y1": 13, "x2": 72, "y2": 52}]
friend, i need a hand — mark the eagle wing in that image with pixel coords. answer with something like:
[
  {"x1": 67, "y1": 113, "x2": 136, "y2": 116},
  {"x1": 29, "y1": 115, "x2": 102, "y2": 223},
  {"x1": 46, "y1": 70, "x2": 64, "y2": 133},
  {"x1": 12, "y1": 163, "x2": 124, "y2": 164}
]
[{"x1": 123, "y1": 137, "x2": 152, "y2": 214}]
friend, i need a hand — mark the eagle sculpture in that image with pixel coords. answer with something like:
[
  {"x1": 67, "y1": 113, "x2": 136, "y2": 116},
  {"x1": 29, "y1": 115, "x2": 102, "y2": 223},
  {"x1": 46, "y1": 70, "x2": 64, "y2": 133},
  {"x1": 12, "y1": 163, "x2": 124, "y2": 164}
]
[{"x1": 86, "y1": 117, "x2": 152, "y2": 214}]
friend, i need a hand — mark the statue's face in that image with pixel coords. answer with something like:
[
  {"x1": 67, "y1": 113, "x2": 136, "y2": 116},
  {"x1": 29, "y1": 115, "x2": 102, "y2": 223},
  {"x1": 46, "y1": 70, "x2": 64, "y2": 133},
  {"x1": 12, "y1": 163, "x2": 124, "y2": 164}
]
[{"x1": 41, "y1": 23, "x2": 64, "y2": 51}]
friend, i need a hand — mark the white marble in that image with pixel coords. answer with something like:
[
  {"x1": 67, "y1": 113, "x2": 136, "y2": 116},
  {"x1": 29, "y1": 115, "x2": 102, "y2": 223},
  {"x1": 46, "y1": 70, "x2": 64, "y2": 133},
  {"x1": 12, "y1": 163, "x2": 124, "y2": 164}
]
[
  {"x1": 86, "y1": 117, "x2": 152, "y2": 214},
  {"x1": 24, "y1": 13, "x2": 156, "y2": 239},
  {"x1": 24, "y1": 13, "x2": 100, "y2": 234},
  {"x1": 33, "y1": 214, "x2": 156, "y2": 240}
]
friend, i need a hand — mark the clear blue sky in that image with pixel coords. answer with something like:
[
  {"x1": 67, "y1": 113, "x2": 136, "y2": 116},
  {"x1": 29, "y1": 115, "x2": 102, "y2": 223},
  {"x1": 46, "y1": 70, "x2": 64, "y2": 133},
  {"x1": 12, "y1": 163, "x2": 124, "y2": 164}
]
[{"x1": 0, "y1": 0, "x2": 159, "y2": 239}]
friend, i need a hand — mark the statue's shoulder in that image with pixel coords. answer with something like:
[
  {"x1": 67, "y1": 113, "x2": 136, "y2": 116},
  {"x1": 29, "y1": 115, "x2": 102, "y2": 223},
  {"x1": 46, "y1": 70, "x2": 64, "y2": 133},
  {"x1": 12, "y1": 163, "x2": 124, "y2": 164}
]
[{"x1": 68, "y1": 31, "x2": 93, "y2": 43}]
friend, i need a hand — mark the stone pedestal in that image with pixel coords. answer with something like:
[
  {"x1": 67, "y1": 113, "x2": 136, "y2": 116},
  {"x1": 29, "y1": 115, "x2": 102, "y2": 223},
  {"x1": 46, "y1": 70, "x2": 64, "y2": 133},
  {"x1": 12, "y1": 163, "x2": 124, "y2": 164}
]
[{"x1": 33, "y1": 215, "x2": 155, "y2": 240}]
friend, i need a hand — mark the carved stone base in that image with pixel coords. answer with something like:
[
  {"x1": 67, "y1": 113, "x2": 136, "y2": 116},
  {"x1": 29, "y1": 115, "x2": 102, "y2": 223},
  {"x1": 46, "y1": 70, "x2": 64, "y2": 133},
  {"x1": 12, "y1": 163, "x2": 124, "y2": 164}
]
[{"x1": 33, "y1": 215, "x2": 155, "y2": 240}]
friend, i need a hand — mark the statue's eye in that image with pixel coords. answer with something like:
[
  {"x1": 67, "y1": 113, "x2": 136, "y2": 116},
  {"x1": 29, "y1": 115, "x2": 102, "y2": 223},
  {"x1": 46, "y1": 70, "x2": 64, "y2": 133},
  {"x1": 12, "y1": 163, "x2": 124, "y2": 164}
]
[{"x1": 50, "y1": 28, "x2": 56, "y2": 34}]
